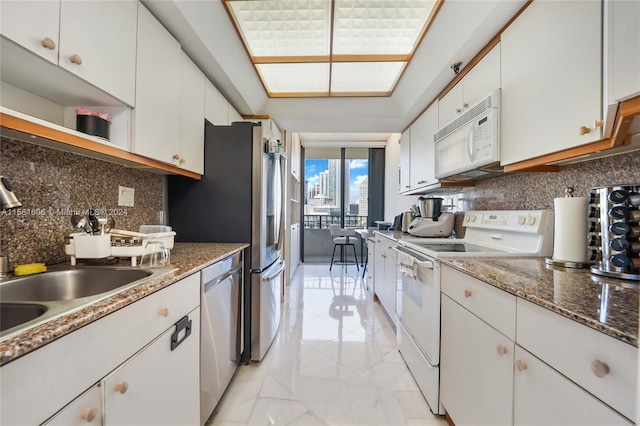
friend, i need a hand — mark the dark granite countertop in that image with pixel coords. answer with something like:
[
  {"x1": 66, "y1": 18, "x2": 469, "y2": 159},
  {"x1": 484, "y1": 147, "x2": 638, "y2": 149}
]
[
  {"x1": 440, "y1": 257, "x2": 639, "y2": 347},
  {"x1": 0, "y1": 242, "x2": 248, "y2": 366}
]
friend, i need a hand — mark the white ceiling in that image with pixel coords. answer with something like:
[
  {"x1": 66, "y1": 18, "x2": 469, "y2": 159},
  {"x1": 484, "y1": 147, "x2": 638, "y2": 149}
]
[{"x1": 141, "y1": 0, "x2": 527, "y2": 145}]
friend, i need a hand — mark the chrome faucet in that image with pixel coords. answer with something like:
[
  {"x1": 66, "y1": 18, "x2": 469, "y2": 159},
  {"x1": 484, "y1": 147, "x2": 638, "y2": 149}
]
[{"x1": 0, "y1": 175, "x2": 22, "y2": 210}]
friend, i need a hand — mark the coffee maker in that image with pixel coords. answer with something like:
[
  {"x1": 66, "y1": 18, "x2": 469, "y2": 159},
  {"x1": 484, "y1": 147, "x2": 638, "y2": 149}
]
[{"x1": 408, "y1": 197, "x2": 455, "y2": 237}]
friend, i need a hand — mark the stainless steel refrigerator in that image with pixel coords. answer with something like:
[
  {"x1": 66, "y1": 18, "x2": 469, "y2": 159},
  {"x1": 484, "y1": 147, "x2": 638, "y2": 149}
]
[{"x1": 168, "y1": 121, "x2": 285, "y2": 364}]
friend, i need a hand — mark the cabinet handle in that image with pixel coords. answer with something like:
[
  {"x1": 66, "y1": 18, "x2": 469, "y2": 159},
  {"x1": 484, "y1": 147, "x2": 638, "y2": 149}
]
[
  {"x1": 80, "y1": 406, "x2": 98, "y2": 422},
  {"x1": 41, "y1": 37, "x2": 56, "y2": 50},
  {"x1": 381, "y1": 254, "x2": 387, "y2": 258},
  {"x1": 158, "y1": 307, "x2": 169, "y2": 317},
  {"x1": 114, "y1": 381, "x2": 129, "y2": 394},
  {"x1": 417, "y1": 180, "x2": 427, "y2": 184},
  {"x1": 594, "y1": 119, "x2": 604, "y2": 128},
  {"x1": 69, "y1": 54, "x2": 83, "y2": 65},
  {"x1": 496, "y1": 345, "x2": 508, "y2": 355},
  {"x1": 516, "y1": 359, "x2": 528, "y2": 371},
  {"x1": 456, "y1": 108, "x2": 462, "y2": 114},
  {"x1": 463, "y1": 103, "x2": 468, "y2": 109},
  {"x1": 464, "y1": 289, "x2": 472, "y2": 298},
  {"x1": 179, "y1": 157, "x2": 186, "y2": 165},
  {"x1": 172, "y1": 154, "x2": 181, "y2": 160},
  {"x1": 590, "y1": 359, "x2": 610, "y2": 378},
  {"x1": 579, "y1": 126, "x2": 591, "y2": 135}
]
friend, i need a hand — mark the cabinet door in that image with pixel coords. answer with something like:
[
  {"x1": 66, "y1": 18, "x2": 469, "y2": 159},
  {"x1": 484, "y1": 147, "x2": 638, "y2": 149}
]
[
  {"x1": 179, "y1": 51, "x2": 205, "y2": 174},
  {"x1": 438, "y1": 82, "x2": 463, "y2": 128},
  {"x1": 58, "y1": 1, "x2": 137, "y2": 106},
  {"x1": 373, "y1": 237, "x2": 385, "y2": 302},
  {"x1": 501, "y1": 0, "x2": 602, "y2": 165},
  {"x1": 409, "y1": 102, "x2": 438, "y2": 189},
  {"x1": 0, "y1": 1, "x2": 60, "y2": 64},
  {"x1": 44, "y1": 385, "x2": 102, "y2": 426},
  {"x1": 290, "y1": 132, "x2": 301, "y2": 181},
  {"x1": 366, "y1": 239, "x2": 375, "y2": 295},
  {"x1": 133, "y1": 3, "x2": 181, "y2": 165},
  {"x1": 607, "y1": 0, "x2": 640, "y2": 102},
  {"x1": 380, "y1": 242, "x2": 397, "y2": 321},
  {"x1": 104, "y1": 308, "x2": 200, "y2": 426},
  {"x1": 290, "y1": 223, "x2": 300, "y2": 278},
  {"x1": 440, "y1": 295, "x2": 514, "y2": 426},
  {"x1": 399, "y1": 129, "x2": 411, "y2": 192},
  {"x1": 462, "y1": 43, "x2": 501, "y2": 109},
  {"x1": 205, "y1": 79, "x2": 229, "y2": 125},
  {"x1": 514, "y1": 346, "x2": 632, "y2": 426}
]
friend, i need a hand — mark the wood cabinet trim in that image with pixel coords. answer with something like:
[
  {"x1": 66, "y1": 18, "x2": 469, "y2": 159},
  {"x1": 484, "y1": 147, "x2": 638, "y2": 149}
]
[{"x1": 1, "y1": 112, "x2": 201, "y2": 179}]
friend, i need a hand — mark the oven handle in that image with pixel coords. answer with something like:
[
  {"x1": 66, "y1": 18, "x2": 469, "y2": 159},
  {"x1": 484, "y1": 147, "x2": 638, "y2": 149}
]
[{"x1": 392, "y1": 246, "x2": 434, "y2": 268}]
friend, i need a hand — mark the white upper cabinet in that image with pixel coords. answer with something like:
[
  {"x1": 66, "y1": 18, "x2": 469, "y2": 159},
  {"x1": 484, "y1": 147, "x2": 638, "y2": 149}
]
[
  {"x1": 606, "y1": 0, "x2": 640, "y2": 103},
  {"x1": 500, "y1": 1, "x2": 602, "y2": 166},
  {"x1": 399, "y1": 128, "x2": 411, "y2": 192},
  {"x1": 0, "y1": 1, "x2": 137, "y2": 106},
  {"x1": 439, "y1": 44, "x2": 501, "y2": 128},
  {"x1": 205, "y1": 79, "x2": 229, "y2": 125},
  {"x1": 179, "y1": 51, "x2": 205, "y2": 175},
  {"x1": 0, "y1": 1, "x2": 60, "y2": 64},
  {"x1": 58, "y1": 1, "x2": 138, "y2": 106},
  {"x1": 133, "y1": 2, "x2": 181, "y2": 167},
  {"x1": 408, "y1": 102, "x2": 439, "y2": 191}
]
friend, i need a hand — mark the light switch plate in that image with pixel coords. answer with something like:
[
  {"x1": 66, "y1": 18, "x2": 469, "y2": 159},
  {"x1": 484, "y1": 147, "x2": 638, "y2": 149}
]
[{"x1": 118, "y1": 186, "x2": 135, "y2": 207}]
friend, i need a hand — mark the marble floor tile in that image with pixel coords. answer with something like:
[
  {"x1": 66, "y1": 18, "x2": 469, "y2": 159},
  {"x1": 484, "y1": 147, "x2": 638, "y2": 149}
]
[{"x1": 208, "y1": 264, "x2": 447, "y2": 426}]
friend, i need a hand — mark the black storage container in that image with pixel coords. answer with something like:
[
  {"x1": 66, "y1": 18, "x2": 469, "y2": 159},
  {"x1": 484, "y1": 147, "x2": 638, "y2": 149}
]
[{"x1": 76, "y1": 114, "x2": 110, "y2": 140}]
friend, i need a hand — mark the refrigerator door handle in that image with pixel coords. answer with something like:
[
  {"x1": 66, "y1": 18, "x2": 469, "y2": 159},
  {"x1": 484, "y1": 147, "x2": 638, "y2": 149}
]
[
  {"x1": 262, "y1": 261, "x2": 285, "y2": 282},
  {"x1": 274, "y1": 154, "x2": 285, "y2": 251}
]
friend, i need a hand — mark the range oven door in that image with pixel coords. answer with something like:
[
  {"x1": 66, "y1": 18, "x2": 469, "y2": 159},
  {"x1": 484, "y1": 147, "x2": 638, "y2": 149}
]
[{"x1": 393, "y1": 246, "x2": 441, "y2": 365}]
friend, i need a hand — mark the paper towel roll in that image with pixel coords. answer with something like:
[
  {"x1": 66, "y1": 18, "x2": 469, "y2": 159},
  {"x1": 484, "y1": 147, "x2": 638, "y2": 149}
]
[{"x1": 553, "y1": 197, "x2": 588, "y2": 263}]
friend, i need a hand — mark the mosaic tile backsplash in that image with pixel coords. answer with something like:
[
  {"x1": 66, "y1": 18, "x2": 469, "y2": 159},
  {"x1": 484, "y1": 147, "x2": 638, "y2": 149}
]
[{"x1": 0, "y1": 137, "x2": 164, "y2": 266}]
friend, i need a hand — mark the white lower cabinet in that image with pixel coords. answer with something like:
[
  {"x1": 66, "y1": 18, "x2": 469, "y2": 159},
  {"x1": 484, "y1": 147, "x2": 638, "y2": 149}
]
[
  {"x1": 373, "y1": 233, "x2": 397, "y2": 321},
  {"x1": 1, "y1": 273, "x2": 200, "y2": 425},
  {"x1": 439, "y1": 264, "x2": 637, "y2": 425},
  {"x1": 44, "y1": 385, "x2": 102, "y2": 426},
  {"x1": 103, "y1": 308, "x2": 200, "y2": 426},
  {"x1": 440, "y1": 294, "x2": 514, "y2": 426},
  {"x1": 514, "y1": 345, "x2": 632, "y2": 426}
]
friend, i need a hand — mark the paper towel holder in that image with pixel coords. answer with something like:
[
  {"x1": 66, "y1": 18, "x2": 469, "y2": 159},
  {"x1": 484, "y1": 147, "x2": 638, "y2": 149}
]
[{"x1": 544, "y1": 186, "x2": 593, "y2": 269}]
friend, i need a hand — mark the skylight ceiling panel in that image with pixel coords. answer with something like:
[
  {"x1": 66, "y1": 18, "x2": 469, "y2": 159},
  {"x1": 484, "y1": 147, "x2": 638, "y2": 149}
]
[
  {"x1": 257, "y1": 63, "x2": 330, "y2": 93},
  {"x1": 331, "y1": 62, "x2": 406, "y2": 92},
  {"x1": 333, "y1": 0, "x2": 437, "y2": 55},
  {"x1": 229, "y1": 0, "x2": 331, "y2": 57}
]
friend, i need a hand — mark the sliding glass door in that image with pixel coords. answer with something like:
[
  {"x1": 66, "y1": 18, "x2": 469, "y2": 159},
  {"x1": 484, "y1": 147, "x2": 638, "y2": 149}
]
[{"x1": 301, "y1": 147, "x2": 380, "y2": 263}]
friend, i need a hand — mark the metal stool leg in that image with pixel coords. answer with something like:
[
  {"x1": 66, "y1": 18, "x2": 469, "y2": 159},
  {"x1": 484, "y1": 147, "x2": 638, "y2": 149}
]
[
  {"x1": 350, "y1": 244, "x2": 360, "y2": 271},
  {"x1": 330, "y1": 243, "x2": 339, "y2": 270}
]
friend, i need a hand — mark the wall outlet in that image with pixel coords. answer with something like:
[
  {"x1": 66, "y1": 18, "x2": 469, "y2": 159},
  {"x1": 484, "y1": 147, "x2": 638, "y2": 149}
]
[{"x1": 118, "y1": 186, "x2": 135, "y2": 207}]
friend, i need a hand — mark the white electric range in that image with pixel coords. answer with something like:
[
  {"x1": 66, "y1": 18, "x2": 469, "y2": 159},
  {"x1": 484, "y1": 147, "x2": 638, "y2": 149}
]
[{"x1": 393, "y1": 210, "x2": 554, "y2": 415}]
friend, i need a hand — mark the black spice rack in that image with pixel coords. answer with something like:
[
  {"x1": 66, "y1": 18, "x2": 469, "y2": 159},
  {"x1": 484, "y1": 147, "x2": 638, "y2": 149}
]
[{"x1": 587, "y1": 184, "x2": 640, "y2": 281}]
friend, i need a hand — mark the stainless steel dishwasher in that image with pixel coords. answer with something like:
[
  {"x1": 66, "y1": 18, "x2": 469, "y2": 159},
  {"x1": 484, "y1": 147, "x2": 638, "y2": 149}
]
[{"x1": 200, "y1": 251, "x2": 243, "y2": 425}]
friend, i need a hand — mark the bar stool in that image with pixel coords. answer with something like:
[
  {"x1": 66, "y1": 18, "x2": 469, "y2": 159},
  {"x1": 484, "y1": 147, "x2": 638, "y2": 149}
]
[{"x1": 328, "y1": 224, "x2": 359, "y2": 271}]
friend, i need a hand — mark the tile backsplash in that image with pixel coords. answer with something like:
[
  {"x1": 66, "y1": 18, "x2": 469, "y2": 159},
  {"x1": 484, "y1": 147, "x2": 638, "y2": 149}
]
[
  {"x1": 461, "y1": 150, "x2": 640, "y2": 211},
  {"x1": 1, "y1": 137, "x2": 164, "y2": 266}
]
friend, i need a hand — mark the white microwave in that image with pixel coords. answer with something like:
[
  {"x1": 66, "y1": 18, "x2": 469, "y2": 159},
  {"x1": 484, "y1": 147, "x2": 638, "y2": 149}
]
[{"x1": 434, "y1": 89, "x2": 502, "y2": 181}]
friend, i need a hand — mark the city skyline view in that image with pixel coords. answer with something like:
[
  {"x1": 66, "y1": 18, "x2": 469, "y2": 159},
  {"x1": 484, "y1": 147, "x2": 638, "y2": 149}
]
[{"x1": 305, "y1": 158, "x2": 368, "y2": 206}]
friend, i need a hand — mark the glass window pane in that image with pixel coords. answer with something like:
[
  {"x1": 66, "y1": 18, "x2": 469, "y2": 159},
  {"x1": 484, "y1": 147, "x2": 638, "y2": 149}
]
[
  {"x1": 304, "y1": 150, "x2": 342, "y2": 230},
  {"x1": 345, "y1": 148, "x2": 368, "y2": 228}
]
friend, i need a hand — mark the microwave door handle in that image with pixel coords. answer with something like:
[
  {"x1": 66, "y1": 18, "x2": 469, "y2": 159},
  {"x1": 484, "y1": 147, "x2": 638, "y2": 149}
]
[{"x1": 466, "y1": 122, "x2": 475, "y2": 162}]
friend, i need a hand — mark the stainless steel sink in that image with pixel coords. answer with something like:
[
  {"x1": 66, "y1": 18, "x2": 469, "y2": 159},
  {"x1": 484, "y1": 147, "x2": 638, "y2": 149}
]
[
  {"x1": 0, "y1": 266, "x2": 168, "y2": 340},
  {"x1": 0, "y1": 302, "x2": 48, "y2": 333},
  {"x1": 1, "y1": 269, "x2": 152, "y2": 302}
]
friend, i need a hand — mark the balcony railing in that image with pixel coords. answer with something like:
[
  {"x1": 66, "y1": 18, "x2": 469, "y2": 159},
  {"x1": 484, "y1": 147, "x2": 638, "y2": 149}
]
[{"x1": 303, "y1": 215, "x2": 368, "y2": 229}]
